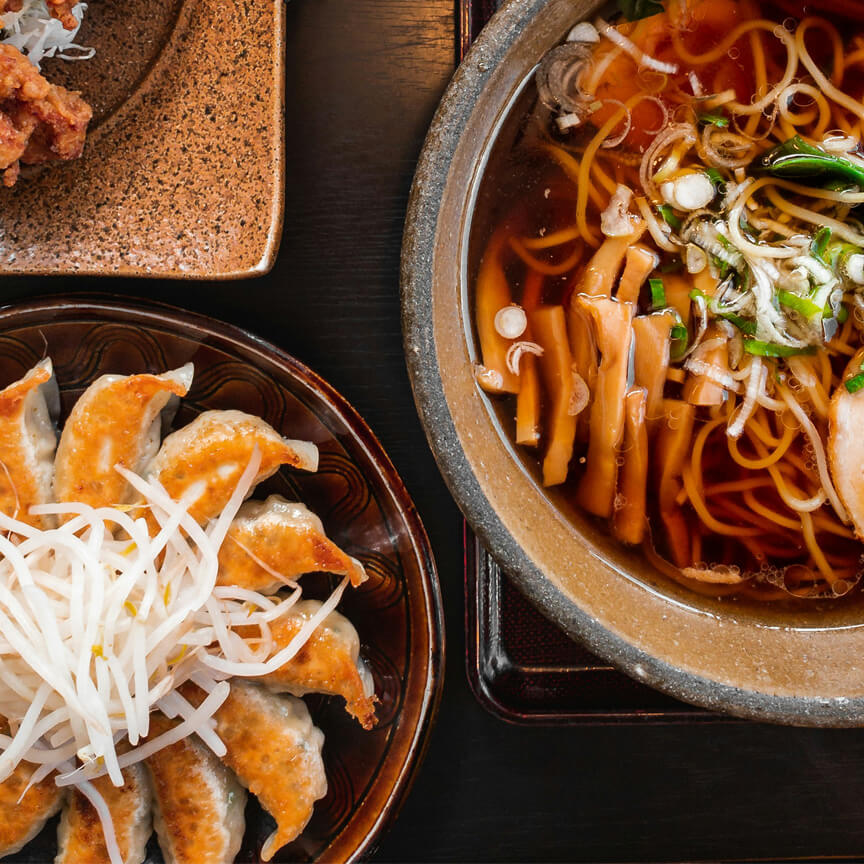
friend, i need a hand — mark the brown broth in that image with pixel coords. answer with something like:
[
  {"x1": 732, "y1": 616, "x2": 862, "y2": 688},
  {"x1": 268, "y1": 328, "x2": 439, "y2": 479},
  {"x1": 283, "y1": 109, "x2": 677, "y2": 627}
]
[{"x1": 467, "y1": 1, "x2": 864, "y2": 606}]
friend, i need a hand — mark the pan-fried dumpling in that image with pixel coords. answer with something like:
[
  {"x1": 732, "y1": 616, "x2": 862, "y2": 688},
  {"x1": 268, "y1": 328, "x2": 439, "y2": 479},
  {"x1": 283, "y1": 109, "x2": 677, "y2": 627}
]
[
  {"x1": 145, "y1": 713, "x2": 246, "y2": 864},
  {"x1": 55, "y1": 764, "x2": 151, "y2": 864},
  {"x1": 185, "y1": 681, "x2": 326, "y2": 862},
  {"x1": 0, "y1": 358, "x2": 57, "y2": 527},
  {"x1": 0, "y1": 761, "x2": 64, "y2": 857},
  {"x1": 146, "y1": 411, "x2": 318, "y2": 524},
  {"x1": 54, "y1": 365, "x2": 193, "y2": 510},
  {"x1": 254, "y1": 600, "x2": 376, "y2": 729},
  {"x1": 218, "y1": 495, "x2": 366, "y2": 592}
]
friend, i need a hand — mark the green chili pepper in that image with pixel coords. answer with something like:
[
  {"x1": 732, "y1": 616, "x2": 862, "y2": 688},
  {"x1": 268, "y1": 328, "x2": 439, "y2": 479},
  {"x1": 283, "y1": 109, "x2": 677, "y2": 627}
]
[{"x1": 753, "y1": 135, "x2": 864, "y2": 188}]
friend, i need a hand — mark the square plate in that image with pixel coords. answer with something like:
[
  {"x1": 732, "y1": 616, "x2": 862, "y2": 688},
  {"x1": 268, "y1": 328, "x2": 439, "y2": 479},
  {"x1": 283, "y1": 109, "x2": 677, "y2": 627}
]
[{"x1": 0, "y1": 0, "x2": 284, "y2": 279}]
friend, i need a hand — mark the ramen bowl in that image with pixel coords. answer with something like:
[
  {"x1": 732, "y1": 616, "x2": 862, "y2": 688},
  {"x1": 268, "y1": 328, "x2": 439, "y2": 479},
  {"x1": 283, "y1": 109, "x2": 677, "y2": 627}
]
[{"x1": 401, "y1": 0, "x2": 864, "y2": 727}]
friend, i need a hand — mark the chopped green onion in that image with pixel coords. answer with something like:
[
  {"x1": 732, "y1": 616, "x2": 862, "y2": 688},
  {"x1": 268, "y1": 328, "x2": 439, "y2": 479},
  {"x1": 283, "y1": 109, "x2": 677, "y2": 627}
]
[
  {"x1": 710, "y1": 254, "x2": 730, "y2": 279},
  {"x1": 649, "y1": 278, "x2": 666, "y2": 309},
  {"x1": 739, "y1": 218, "x2": 758, "y2": 238},
  {"x1": 743, "y1": 339, "x2": 817, "y2": 357},
  {"x1": 811, "y1": 227, "x2": 832, "y2": 263},
  {"x1": 716, "y1": 232, "x2": 731, "y2": 249},
  {"x1": 617, "y1": 0, "x2": 664, "y2": 20},
  {"x1": 657, "y1": 205, "x2": 682, "y2": 230},
  {"x1": 822, "y1": 301, "x2": 849, "y2": 322},
  {"x1": 698, "y1": 112, "x2": 729, "y2": 128},
  {"x1": 705, "y1": 167, "x2": 726, "y2": 191},
  {"x1": 777, "y1": 288, "x2": 823, "y2": 318},
  {"x1": 688, "y1": 288, "x2": 704, "y2": 301},
  {"x1": 718, "y1": 312, "x2": 756, "y2": 335},
  {"x1": 670, "y1": 322, "x2": 689, "y2": 359},
  {"x1": 845, "y1": 372, "x2": 864, "y2": 393}
]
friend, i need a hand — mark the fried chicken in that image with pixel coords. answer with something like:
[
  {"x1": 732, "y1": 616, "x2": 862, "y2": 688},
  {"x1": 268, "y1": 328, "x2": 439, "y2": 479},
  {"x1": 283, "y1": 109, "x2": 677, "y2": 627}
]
[{"x1": 0, "y1": 43, "x2": 91, "y2": 186}]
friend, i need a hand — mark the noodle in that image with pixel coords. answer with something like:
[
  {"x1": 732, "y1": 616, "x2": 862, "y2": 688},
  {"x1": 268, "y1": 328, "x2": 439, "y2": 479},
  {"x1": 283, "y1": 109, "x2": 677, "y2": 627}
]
[{"x1": 474, "y1": 0, "x2": 864, "y2": 603}]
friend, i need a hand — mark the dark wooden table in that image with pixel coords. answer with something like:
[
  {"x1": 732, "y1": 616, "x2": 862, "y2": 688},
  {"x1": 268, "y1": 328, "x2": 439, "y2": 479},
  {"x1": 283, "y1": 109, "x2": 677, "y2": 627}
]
[{"x1": 7, "y1": 1, "x2": 864, "y2": 861}]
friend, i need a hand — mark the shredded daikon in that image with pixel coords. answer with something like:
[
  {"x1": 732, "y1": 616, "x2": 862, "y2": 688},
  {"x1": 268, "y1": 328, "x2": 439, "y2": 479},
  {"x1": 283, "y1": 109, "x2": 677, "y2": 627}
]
[{"x1": 0, "y1": 446, "x2": 345, "y2": 801}]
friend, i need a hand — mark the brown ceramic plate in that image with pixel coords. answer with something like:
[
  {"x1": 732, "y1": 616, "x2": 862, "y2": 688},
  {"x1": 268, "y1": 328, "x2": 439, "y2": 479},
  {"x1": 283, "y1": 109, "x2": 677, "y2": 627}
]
[
  {"x1": 0, "y1": 296, "x2": 443, "y2": 863},
  {"x1": 402, "y1": 0, "x2": 864, "y2": 727},
  {"x1": 0, "y1": 0, "x2": 283, "y2": 278}
]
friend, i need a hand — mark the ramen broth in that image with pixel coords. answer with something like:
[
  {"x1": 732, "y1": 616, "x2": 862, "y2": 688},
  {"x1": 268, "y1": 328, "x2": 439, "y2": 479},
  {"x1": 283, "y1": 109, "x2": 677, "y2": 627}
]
[{"x1": 470, "y1": 0, "x2": 864, "y2": 602}]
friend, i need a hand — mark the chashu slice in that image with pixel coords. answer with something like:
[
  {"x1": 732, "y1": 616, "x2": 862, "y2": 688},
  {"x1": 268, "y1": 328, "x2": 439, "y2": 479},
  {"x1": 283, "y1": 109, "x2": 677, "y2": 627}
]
[{"x1": 829, "y1": 359, "x2": 864, "y2": 538}]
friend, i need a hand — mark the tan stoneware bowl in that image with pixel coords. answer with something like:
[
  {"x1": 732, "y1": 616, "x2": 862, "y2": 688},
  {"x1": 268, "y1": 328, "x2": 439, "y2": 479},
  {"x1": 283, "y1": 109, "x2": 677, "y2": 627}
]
[
  {"x1": 0, "y1": 0, "x2": 284, "y2": 278},
  {"x1": 401, "y1": 0, "x2": 864, "y2": 726}
]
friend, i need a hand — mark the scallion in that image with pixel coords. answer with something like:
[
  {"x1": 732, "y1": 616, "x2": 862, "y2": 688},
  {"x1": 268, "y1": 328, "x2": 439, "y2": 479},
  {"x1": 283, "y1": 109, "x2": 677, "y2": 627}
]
[
  {"x1": 698, "y1": 112, "x2": 729, "y2": 128},
  {"x1": 743, "y1": 339, "x2": 817, "y2": 357},
  {"x1": 657, "y1": 204, "x2": 682, "y2": 230},
  {"x1": 710, "y1": 254, "x2": 730, "y2": 279},
  {"x1": 705, "y1": 167, "x2": 726, "y2": 192},
  {"x1": 717, "y1": 312, "x2": 756, "y2": 335},
  {"x1": 811, "y1": 227, "x2": 832, "y2": 263},
  {"x1": 822, "y1": 301, "x2": 849, "y2": 322},
  {"x1": 670, "y1": 322, "x2": 689, "y2": 359},
  {"x1": 845, "y1": 372, "x2": 864, "y2": 393},
  {"x1": 777, "y1": 288, "x2": 822, "y2": 319},
  {"x1": 649, "y1": 278, "x2": 666, "y2": 309}
]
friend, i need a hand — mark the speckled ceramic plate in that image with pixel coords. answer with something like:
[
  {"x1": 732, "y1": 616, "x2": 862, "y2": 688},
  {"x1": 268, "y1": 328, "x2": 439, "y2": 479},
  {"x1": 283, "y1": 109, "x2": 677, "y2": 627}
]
[
  {"x1": 0, "y1": 0, "x2": 284, "y2": 278},
  {"x1": 0, "y1": 296, "x2": 443, "y2": 862},
  {"x1": 402, "y1": 0, "x2": 864, "y2": 727}
]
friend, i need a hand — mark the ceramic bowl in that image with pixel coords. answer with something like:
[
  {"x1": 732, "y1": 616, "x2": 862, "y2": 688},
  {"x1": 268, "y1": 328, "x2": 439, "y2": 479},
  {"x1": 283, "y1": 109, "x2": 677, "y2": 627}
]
[
  {"x1": 0, "y1": 296, "x2": 444, "y2": 862},
  {"x1": 0, "y1": 0, "x2": 284, "y2": 279},
  {"x1": 401, "y1": 0, "x2": 864, "y2": 727}
]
